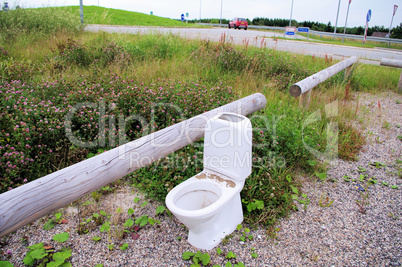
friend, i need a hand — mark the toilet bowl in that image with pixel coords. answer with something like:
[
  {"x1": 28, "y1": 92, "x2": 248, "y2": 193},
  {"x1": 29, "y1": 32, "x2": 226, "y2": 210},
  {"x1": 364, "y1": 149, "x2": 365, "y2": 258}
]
[{"x1": 165, "y1": 112, "x2": 252, "y2": 250}]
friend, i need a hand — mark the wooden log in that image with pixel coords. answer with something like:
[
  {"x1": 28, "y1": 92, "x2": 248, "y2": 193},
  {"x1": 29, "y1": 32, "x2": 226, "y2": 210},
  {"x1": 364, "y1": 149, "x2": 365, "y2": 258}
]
[
  {"x1": 289, "y1": 56, "x2": 358, "y2": 97},
  {"x1": 0, "y1": 93, "x2": 267, "y2": 237},
  {"x1": 380, "y1": 58, "x2": 402, "y2": 69},
  {"x1": 380, "y1": 58, "x2": 402, "y2": 93}
]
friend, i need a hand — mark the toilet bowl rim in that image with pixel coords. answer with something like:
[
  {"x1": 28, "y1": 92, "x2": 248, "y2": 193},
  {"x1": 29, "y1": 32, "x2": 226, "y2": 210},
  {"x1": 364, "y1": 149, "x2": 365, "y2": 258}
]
[{"x1": 165, "y1": 175, "x2": 243, "y2": 218}]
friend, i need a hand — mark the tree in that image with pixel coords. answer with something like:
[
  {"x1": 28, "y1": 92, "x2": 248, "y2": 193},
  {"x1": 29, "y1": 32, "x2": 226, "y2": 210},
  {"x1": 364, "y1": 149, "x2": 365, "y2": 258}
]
[{"x1": 391, "y1": 23, "x2": 402, "y2": 39}]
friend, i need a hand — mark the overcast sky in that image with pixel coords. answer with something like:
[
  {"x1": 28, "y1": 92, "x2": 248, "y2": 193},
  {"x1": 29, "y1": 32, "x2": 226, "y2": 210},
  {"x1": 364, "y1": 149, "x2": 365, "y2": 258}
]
[{"x1": 7, "y1": 0, "x2": 402, "y2": 29}]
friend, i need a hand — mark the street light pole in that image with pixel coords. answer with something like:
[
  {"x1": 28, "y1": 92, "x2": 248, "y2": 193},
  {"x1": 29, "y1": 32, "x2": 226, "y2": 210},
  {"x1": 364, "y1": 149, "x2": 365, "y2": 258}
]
[
  {"x1": 220, "y1": 0, "x2": 223, "y2": 25},
  {"x1": 79, "y1": 0, "x2": 84, "y2": 24},
  {"x1": 289, "y1": 0, "x2": 294, "y2": 26},
  {"x1": 199, "y1": 0, "x2": 202, "y2": 23},
  {"x1": 334, "y1": 0, "x2": 341, "y2": 34},
  {"x1": 342, "y1": 0, "x2": 351, "y2": 43}
]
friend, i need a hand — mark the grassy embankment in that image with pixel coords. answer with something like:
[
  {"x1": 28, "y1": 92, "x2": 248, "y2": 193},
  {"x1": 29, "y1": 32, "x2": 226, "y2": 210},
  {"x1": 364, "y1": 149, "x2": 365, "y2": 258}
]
[
  {"x1": 54, "y1": 5, "x2": 203, "y2": 27},
  {"x1": 0, "y1": 6, "x2": 399, "y2": 243}
]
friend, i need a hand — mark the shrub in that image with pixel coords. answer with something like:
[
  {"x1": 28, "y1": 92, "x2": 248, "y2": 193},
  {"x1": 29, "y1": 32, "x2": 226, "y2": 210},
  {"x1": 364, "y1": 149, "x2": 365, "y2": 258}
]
[{"x1": 54, "y1": 38, "x2": 131, "y2": 68}]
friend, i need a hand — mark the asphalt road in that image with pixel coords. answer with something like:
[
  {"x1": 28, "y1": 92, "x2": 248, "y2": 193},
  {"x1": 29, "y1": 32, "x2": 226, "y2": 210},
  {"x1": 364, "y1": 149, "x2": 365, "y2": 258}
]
[{"x1": 86, "y1": 25, "x2": 402, "y2": 65}]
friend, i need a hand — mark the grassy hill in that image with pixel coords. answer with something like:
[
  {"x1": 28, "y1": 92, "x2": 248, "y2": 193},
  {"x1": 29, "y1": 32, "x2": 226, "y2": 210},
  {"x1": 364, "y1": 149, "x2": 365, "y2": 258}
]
[{"x1": 57, "y1": 5, "x2": 198, "y2": 27}]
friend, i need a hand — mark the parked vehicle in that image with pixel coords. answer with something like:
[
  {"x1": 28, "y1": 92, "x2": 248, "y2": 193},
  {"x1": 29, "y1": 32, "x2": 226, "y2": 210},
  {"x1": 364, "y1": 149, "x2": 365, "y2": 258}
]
[{"x1": 228, "y1": 18, "x2": 248, "y2": 30}]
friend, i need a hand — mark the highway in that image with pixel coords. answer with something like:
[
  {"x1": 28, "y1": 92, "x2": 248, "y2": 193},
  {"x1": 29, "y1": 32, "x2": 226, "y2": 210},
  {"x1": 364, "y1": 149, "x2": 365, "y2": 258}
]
[{"x1": 86, "y1": 25, "x2": 402, "y2": 65}]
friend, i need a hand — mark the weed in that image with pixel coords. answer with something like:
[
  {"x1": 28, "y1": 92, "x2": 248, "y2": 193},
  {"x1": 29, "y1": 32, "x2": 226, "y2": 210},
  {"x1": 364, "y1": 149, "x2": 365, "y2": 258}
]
[
  {"x1": 370, "y1": 161, "x2": 386, "y2": 169},
  {"x1": 382, "y1": 121, "x2": 391, "y2": 130},
  {"x1": 315, "y1": 171, "x2": 327, "y2": 182},
  {"x1": 135, "y1": 215, "x2": 160, "y2": 227},
  {"x1": 221, "y1": 234, "x2": 234, "y2": 245},
  {"x1": 355, "y1": 184, "x2": 370, "y2": 214},
  {"x1": 119, "y1": 243, "x2": 129, "y2": 250},
  {"x1": 357, "y1": 166, "x2": 367, "y2": 173},
  {"x1": 43, "y1": 212, "x2": 67, "y2": 230},
  {"x1": 23, "y1": 233, "x2": 71, "y2": 266},
  {"x1": 250, "y1": 247, "x2": 258, "y2": 258},
  {"x1": 293, "y1": 194, "x2": 310, "y2": 210},
  {"x1": 91, "y1": 236, "x2": 101, "y2": 242},
  {"x1": 53, "y1": 232, "x2": 69, "y2": 243},
  {"x1": 318, "y1": 191, "x2": 334, "y2": 208},
  {"x1": 338, "y1": 122, "x2": 365, "y2": 161},
  {"x1": 225, "y1": 251, "x2": 237, "y2": 259},
  {"x1": 182, "y1": 251, "x2": 210, "y2": 266},
  {"x1": 156, "y1": 205, "x2": 166, "y2": 216},
  {"x1": 91, "y1": 190, "x2": 102, "y2": 203},
  {"x1": 266, "y1": 226, "x2": 280, "y2": 239},
  {"x1": 236, "y1": 224, "x2": 253, "y2": 243}
]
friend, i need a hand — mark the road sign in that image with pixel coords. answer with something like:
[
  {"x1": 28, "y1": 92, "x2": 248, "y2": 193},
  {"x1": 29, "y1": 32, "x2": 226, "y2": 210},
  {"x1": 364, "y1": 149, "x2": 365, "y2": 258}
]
[
  {"x1": 366, "y1": 9, "x2": 372, "y2": 23},
  {"x1": 285, "y1": 26, "x2": 297, "y2": 36},
  {"x1": 186, "y1": 13, "x2": 189, "y2": 18},
  {"x1": 3, "y1": 1, "x2": 9, "y2": 11},
  {"x1": 181, "y1": 14, "x2": 185, "y2": 22},
  {"x1": 298, "y1": 27, "x2": 310, "y2": 33}
]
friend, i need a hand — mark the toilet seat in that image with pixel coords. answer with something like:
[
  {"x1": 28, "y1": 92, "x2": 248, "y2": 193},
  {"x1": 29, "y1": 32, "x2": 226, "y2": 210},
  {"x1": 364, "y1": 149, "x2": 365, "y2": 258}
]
[{"x1": 165, "y1": 170, "x2": 243, "y2": 219}]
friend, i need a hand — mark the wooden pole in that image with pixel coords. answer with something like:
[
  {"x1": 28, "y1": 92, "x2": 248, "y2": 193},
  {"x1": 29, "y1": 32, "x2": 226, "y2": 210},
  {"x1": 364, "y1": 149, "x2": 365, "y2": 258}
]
[
  {"x1": 380, "y1": 58, "x2": 402, "y2": 68},
  {"x1": 380, "y1": 58, "x2": 402, "y2": 93},
  {"x1": 0, "y1": 93, "x2": 267, "y2": 237},
  {"x1": 289, "y1": 56, "x2": 358, "y2": 98}
]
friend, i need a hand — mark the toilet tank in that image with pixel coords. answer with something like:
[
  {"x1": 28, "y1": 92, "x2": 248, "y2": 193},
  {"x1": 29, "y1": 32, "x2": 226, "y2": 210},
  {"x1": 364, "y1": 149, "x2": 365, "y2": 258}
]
[{"x1": 203, "y1": 112, "x2": 252, "y2": 182}]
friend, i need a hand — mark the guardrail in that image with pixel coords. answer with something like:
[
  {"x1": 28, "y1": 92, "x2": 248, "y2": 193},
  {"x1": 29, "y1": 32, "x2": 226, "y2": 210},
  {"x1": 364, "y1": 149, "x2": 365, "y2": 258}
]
[
  {"x1": 0, "y1": 93, "x2": 267, "y2": 238},
  {"x1": 289, "y1": 56, "x2": 358, "y2": 106},
  {"x1": 380, "y1": 58, "x2": 402, "y2": 93},
  {"x1": 199, "y1": 23, "x2": 402, "y2": 45}
]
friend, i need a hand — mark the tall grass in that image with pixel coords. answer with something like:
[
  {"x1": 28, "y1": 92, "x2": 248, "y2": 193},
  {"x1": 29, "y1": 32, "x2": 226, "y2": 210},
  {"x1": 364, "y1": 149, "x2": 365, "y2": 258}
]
[{"x1": 0, "y1": 7, "x2": 82, "y2": 45}]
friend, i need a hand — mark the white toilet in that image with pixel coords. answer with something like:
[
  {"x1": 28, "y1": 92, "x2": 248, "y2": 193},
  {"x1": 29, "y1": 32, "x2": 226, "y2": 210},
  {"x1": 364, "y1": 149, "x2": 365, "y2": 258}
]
[{"x1": 165, "y1": 112, "x2": 252, "y2": 250}]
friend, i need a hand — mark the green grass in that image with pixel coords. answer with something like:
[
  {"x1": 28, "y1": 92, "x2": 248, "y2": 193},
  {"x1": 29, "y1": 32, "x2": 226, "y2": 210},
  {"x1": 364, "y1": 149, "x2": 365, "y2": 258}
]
[{"x1": 57, "y1": 6, "x2": 202, "y2": 27}]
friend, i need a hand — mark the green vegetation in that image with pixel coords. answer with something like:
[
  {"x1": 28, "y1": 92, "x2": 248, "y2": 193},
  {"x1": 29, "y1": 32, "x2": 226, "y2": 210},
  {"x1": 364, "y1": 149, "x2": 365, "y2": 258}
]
[
  {"x1": 23, "y1": 233, "x2": 71, "y2": 266},
  {"x1": 0, "y1": 6, "x2": 400, "y2": 267},
  {"x1": 52, "y1": 6, "x2": 201, "y2": 27},
  {"x1": 0, "y1": 7, "x2": 398, "y2": 227}
]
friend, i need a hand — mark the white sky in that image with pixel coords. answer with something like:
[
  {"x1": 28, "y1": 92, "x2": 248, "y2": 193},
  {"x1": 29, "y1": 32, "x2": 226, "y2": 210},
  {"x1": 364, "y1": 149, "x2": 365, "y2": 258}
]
[{"x1": 6, "y1": 0, "x2": 402, "y2": 29}]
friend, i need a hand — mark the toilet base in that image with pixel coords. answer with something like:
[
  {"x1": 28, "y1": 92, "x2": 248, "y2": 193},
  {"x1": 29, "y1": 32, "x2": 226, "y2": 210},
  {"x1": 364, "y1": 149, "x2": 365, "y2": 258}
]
[{"x1": 187, "y1": 193, "x2": 243, "y2": 250}]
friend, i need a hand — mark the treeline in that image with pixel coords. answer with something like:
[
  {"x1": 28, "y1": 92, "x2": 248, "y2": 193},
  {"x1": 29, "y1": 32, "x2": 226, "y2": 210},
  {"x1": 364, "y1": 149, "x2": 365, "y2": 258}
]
[
  {"x1": 188, "y1": 17, "x2": 401, "y2": 39},
  {"x1": 252, "y1": 17, "x2": 391, "y2": 36}
]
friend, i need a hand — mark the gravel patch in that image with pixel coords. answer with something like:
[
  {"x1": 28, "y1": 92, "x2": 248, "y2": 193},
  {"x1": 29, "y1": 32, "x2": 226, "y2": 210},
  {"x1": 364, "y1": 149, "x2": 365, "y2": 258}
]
[{"x1": 1, "y1": 92, "x2": 401, "y2": 266}]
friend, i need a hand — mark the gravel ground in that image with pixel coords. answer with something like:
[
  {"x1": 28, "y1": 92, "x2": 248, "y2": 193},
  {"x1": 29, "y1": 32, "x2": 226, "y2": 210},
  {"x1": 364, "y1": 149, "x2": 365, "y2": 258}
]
[{"x1": 1, "y1": 92, "x2": 401, "y2": 267}]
